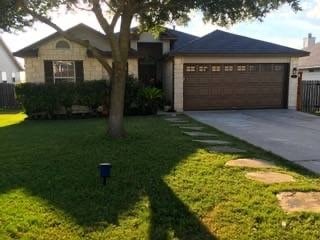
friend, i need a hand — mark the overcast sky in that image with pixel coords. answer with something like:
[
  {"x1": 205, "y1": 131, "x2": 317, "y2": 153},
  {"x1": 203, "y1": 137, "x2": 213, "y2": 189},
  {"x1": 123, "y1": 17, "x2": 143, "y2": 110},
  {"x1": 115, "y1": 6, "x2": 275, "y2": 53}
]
[{"x1": 2, "y1": 0, "x2": 320, "y2": 58}]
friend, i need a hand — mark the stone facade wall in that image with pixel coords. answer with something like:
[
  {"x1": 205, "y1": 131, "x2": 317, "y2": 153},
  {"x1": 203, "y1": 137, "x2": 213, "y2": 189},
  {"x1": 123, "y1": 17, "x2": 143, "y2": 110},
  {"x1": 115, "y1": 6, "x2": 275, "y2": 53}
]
[
  {"x1": 288, "y1": 57, "x2": 299, "y2": 109},
  {"x1": 162, "y1": 60, "x2": 173, "y2": 103},
  {"x1": 174, "y1": 57, "x2": 184, "y2": 112},
  {"x1": 173, "y1": 56, "x2": 298, "y2": 112},
  {"x1": 24, "y1": 37, "x2": 138, "y2": 83}
]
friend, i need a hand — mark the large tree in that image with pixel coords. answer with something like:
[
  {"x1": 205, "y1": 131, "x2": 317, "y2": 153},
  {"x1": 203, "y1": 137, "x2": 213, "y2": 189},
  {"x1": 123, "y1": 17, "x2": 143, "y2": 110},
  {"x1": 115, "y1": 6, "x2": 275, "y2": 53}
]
[{"x1": 0, "y1": 0, "x2": 301, "y2": 138}]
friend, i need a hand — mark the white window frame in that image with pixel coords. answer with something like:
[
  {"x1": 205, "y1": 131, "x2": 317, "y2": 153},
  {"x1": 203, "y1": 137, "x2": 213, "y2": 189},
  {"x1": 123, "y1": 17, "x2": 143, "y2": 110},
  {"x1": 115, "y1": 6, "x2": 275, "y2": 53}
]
[
  {"x1": 53, "y1": 60, "x2": 76, "y2": 84},
  {"x1": 224, "y1": 65, "x2": 234, "y2": 72},
  {"x1": 198, "y1": 65, "x2": 209, "y2": 72},
  {"x1": 212, "y1": 65, "x2": 221, "y2": 72},
  {"x1": 1, "y1": 72, "x2": 7, "y2": 82},
  {"x1": 237, "y1": 65, "x2": 247, "y2": 72}
]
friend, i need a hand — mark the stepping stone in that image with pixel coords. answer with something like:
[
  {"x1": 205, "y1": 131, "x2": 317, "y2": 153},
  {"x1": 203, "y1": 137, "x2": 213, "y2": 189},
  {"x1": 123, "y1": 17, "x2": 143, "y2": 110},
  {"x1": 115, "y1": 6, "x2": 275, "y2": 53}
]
[
  {"x1": 206, "y1": 146, "x2": 246, "y2": 153},
  {"x1": 246, "y1": 171, "x2": 295, "y2": 184},
  {"x1": 180, "y1": 126, "x2": 204, "y2": 131},
  {"x1": 165, "y1": 118, "x2": 184, "y2": 121},
  {"x1": 277, "y1": 192, "x2": 320, "y2": 213},
  {"x1": 183, "y1": 131, "x2": 217, "y2": 137},
  {"x1": 225, "y1": 158, "x2": 277, "y2": 169},
  {"x1": 165, "y1": 118, "x2": 189, "y2": 123},
  {"x1": 170, "y1": 124, "x2": 190, "y2": 127},
  {"x1": 193, "y1": 140, "x2": 230, "y2": 145}
]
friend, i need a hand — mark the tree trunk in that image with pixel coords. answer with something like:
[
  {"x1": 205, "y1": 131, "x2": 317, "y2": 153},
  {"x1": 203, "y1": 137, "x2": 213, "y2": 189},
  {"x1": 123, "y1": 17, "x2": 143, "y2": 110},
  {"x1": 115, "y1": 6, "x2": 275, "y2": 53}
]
[{"x1": 108, "y1": 61, "x2": 127, "y2": 138}]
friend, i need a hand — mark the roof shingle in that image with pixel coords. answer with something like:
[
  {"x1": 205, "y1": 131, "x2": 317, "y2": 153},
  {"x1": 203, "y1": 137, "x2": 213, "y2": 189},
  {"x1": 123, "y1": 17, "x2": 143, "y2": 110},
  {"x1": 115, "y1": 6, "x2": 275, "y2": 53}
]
[{"x1": 171, "y1": 30, "x2": 308, "y2": 57}]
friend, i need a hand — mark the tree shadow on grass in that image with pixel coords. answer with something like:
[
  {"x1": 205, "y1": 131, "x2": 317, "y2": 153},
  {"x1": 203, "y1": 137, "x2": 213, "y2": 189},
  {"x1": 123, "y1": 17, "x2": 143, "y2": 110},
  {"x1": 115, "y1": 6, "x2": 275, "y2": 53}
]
[{"x1": 0, "y1": 117, "x2": 216, "y2": 239}]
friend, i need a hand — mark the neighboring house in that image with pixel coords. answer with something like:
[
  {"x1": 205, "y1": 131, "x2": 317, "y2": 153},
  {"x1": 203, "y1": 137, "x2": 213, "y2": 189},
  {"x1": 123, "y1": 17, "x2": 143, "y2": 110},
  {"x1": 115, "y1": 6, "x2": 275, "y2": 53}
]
[
  {"x1": 14, "y1": 23, "x2": 308, "y2": 112},
  {"x1": 0, "y1": 37, "x2": 23, "y2": 84},
  {"x1": 298, "y1": 33, "x2": 320, "y2": 81}
]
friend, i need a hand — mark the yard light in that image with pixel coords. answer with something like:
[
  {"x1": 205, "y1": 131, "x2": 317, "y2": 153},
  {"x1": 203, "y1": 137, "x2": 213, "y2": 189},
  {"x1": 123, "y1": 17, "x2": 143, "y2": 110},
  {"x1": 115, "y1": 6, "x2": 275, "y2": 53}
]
[{"x1": 98, "y1": 163, "x2": 112, "y2": 185}]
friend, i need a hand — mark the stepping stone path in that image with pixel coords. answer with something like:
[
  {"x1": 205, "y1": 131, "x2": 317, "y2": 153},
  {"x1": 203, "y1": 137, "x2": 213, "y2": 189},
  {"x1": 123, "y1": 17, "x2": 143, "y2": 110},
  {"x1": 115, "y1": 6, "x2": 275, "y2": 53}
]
[
  {"x1": 183, "y1": 131, "x2": 217, "y2": 137},
  {"x1": 206, "y1": 146, "x2": 246, "y2": 153},
  {"x1": 246, "y1": 171, "x2": 295, "y2": 184},
  {"x1": 193, "y1": 139, "x2": 230, "y2": 145},
  {"x1": 277, "y1": 192, "x2": 320, "y2": 213},
  {"x1": 225, "y1": 158, "x2": 277, "y2": 169},
  {"x1": 179, "y1": 126, "x2": 204, "y2": 131}
]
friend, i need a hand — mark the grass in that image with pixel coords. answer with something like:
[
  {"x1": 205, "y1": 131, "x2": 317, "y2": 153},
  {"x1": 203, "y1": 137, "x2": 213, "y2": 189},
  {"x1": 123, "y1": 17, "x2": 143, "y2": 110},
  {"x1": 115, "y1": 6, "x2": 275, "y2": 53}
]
[{"x1": 0, "y1": 113, "x2": 319, "y2": 240}]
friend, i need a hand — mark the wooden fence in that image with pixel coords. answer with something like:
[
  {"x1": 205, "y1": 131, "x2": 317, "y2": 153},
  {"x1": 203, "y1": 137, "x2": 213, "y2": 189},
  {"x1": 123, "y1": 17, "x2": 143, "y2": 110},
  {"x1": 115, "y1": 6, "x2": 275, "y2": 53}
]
[
  {"x1": 0, "y1": 83, "x2": 19, "y2": 108},
  {"x1": 299, "y1": 80, "x2": 320, "y2": 113}
]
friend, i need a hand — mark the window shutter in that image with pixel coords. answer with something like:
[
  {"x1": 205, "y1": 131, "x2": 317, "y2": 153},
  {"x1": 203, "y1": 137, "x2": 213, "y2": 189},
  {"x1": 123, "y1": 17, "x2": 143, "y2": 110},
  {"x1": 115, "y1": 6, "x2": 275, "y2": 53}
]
[
  {"x1": 44, "y1": 60, "x2": 53, "y2": 84},
  {"x1": 75, "y1": 61, "x2": 84, "y2": 83}
]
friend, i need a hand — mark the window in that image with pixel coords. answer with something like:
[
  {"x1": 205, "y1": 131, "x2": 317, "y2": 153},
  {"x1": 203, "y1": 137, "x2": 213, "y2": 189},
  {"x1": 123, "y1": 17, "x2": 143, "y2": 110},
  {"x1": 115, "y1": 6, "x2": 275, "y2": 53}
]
[
  {"x1": 212, "y1": 65, "x2": 221, "y2": 72},
  {"x1": 53, "y1": 61, "x2": 75, "y2": 83},
  {"x1": 237, "y1": 65, "x2": 247, "y2": 72},
  {"x1": 309, "y1": 68, "x2": 320, "y2": 72},
  {"x1": 1, "y1": 72, "x2": 7, "y2": 82},
  {"x1": 273, "y1": 64, "x2": 283, "y2": 72},
  {"x1": 198, "y1": 65, "x2": 209, "y2": 72},
  {"x1": 224, "y1": 65, "x2": 234, "y2": 72},
  {"x1": 185, "y1": 65, "x2": 196, "y2": 72},
  {"x1": 56, "y1": 40, "x2": 70, "y2": 49}
]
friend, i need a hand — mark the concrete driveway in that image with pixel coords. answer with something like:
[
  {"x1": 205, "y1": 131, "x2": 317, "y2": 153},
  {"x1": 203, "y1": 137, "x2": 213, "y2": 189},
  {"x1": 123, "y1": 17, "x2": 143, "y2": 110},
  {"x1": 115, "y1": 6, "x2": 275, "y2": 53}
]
[{"x1": 186, "y1": 109, "x2": 320, "y2": 174}]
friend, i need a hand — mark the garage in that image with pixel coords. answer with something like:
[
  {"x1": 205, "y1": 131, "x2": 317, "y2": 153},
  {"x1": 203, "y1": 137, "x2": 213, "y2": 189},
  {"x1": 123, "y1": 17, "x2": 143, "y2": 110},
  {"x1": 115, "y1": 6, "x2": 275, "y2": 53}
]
[{"x1": 183, "y1": 63, "x2": 289, "y2": 110}]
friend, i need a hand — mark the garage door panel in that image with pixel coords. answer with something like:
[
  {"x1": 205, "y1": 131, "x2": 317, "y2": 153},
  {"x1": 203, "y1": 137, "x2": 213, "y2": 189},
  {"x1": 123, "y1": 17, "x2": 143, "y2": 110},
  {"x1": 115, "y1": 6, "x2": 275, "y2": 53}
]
[{"x1": 184, "y1": 63, "x2": 288, "y2": 110}]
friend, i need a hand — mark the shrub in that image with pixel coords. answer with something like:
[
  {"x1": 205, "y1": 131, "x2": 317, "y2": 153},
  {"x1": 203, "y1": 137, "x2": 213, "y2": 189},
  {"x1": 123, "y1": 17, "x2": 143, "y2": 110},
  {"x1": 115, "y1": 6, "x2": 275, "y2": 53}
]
[
  {"x1": 16, "y1": 76, "x2": 163, "y2": 119},
  {"x1": 15, "y1": 80, "x2": 109, "y2": 119},
  {"x1": 138, "y1": 87, "x2": 163, "y2": 114},
  {"x1": 125, "y1": 76, "x2": 163, "y2": 115},
  {"x1": 124, "y1": 75, "x2": 143, "y2": 115}
]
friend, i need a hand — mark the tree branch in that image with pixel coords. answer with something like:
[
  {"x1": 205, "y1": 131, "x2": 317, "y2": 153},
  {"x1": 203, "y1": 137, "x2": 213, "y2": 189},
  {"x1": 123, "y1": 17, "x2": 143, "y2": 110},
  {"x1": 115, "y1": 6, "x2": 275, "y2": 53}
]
[
  {"x1": 17, "y1": 0, "x2": 112, "y2": 74},
  {"x1": 91, "y1": 0, "x2": 121, "y2": 61}
]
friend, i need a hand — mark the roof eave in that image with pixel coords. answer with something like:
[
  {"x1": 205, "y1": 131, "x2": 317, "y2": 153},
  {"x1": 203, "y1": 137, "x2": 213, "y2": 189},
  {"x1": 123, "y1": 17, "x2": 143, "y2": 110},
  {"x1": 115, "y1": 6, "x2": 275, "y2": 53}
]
[{"x1": 169, "y1": 52, "x2": 309, "y2": 58}]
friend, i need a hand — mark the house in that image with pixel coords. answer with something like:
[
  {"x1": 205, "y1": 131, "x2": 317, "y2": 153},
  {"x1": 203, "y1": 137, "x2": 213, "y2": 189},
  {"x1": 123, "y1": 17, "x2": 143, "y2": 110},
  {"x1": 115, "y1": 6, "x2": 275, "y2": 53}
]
[
  {"x1": 14, "y1": 23, "x2": 308, "y2": 112},
  {"x1": 0, "y1": 37, "x2": 23, "y2": 84},
  {"x1": 298, "y1": 33, "x2": 320, "y2": 81}
]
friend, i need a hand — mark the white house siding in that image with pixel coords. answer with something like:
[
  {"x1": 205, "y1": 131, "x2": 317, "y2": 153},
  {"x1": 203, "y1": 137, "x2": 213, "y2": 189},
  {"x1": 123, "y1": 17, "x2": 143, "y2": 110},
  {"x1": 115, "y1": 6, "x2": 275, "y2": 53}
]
[
  {"x1": 300, "y1": 70, "x2": 320, "y2": 81},
  {"x1": 173, "y1": 56, "x2": 299, "y2": 112},
  {"x1": 0, "y1": 43, "x2": 22, "y2": 83},
  {"x1": 162, "y1": 60, "x2": 173, "y2": 103},
  {"x1": 24, "y1": 37, "x2": 138, "y2": 83}
]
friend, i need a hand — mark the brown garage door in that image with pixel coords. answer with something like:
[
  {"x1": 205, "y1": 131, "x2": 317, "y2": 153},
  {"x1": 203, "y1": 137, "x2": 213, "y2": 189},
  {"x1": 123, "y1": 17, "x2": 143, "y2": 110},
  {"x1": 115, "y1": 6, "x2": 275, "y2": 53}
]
[{"x1": 183, "y1": 63, "x2": 289, "y2": 110}]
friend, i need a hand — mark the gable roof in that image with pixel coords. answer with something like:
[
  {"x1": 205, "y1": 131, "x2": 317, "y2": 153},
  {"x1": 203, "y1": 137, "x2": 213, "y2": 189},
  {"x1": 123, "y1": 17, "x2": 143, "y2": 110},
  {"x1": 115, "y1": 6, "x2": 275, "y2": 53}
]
[
  {"x1": 13, "y1": 24, "x2": 199, "y2": 58},
  {"x1": 171, "y1": 30, "x2": 309, "y2": 57},
  {"x1": 13, "y1": 23, "x2": 121, "y2": 58},
  {"x1": 0, "y1": 37, "x2": 23, "y2": 71},
  {"x1": 298, "y1": 43, "x2": 320, "y2": 69},
  {"x1": 161, "y1": 28, "x2": 199, "y2": 50}
]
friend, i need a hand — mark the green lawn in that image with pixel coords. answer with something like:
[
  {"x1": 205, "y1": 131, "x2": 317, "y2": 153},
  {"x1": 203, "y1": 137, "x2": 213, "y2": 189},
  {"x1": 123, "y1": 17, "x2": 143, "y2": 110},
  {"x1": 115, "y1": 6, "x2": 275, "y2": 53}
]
[{"x1": 0, "y1": 113, "x2": 319, "y2": 240}]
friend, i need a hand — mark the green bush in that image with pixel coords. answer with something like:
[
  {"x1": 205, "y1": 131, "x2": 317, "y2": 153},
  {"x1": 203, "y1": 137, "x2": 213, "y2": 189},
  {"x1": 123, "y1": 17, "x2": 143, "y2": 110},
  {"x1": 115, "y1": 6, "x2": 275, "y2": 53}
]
[
  {"x1": 138, "y1": 87, "x2": 163, "y2": 114},
  {"x1": 16, "y1": 76, "x2": 163, "y2": 119},
  {"x1": 15, "y1": 80, "x2": 109, "y2": 119},
  {"x1": 125, "y1": 76, "x2": 163, "y2": 115}
]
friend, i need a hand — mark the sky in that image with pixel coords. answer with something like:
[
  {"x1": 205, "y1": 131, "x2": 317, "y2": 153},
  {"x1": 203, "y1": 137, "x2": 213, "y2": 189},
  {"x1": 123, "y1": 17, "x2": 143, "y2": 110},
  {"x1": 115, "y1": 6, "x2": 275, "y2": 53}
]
[{"x1": 2, "y1": 0, "x2": 320, "y2": 59}]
